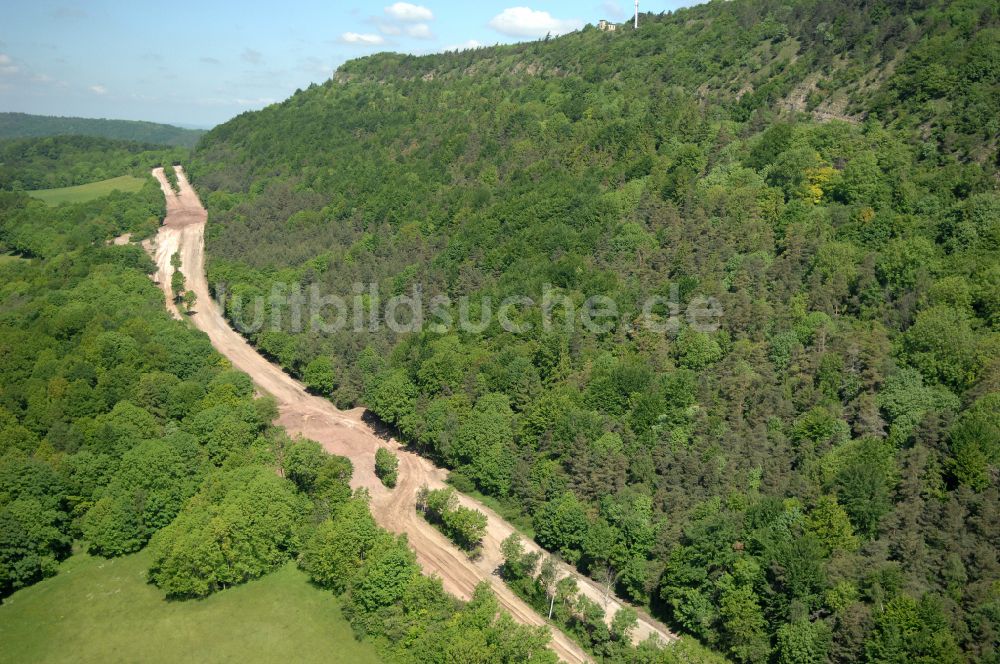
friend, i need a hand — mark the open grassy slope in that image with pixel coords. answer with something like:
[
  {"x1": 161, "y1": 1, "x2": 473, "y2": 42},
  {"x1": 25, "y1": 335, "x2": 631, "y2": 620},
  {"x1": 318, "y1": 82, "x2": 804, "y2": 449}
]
[
  {"x1": 28, "y1": 175, "x2": 147, "y2": 205},
  {"x1": 0, "y1": 549, "x2": 383, "y2": 664}
]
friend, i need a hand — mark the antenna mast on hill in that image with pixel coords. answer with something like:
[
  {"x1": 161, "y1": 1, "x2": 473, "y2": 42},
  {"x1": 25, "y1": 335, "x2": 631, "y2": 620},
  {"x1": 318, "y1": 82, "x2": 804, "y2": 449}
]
[{"x1": 634, "y1": 0, "x2": 639, "y2": 29}]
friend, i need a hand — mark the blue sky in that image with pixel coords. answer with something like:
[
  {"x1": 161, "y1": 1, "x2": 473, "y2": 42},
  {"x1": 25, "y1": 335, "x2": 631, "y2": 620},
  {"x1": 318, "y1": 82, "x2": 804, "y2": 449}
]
[{"x1": 0, "y1": 1, "x2": 699, "y2": 128}]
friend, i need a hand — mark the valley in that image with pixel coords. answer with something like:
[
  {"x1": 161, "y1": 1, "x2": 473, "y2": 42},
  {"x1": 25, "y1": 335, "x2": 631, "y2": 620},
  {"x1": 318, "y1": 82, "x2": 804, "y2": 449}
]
[
  {"x1": 2, "y1": 2, "x2": 998, "y2": 662},
  {"x1": 146, "y1": 164, "x2": 677, "y2": 662}
]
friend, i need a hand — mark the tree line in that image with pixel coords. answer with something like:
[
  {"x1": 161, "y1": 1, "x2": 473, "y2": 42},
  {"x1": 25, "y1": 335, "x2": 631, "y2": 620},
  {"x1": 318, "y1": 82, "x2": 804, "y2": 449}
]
[{"x1": 0, "y1": 134, "x2": 186, "y2": 192}]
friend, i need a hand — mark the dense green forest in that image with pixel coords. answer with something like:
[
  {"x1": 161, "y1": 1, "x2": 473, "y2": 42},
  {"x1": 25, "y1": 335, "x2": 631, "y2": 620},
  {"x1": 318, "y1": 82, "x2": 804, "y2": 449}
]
[
  {"x1": 0, "y1": 179, "x2": 164, "y2": 257},
  {"x1": 187, "y1": 0, "x2": 1000, "y2": 662},
  {"x1": 0, "y1": 112, "x2": 205, "y2": 148},
  {"x1": 0, "y1": 135, "x2": 185, "y2": 192},
  {"x1": 0, "y1": 144, "x2": 557, "y2": 663}
]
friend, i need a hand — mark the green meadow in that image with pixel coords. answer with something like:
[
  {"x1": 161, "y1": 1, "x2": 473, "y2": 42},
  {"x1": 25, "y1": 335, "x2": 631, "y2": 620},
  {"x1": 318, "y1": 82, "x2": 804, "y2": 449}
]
[
  {"x1": 0, "y1": 549, "x2": 382, "y2": 664},
  {"x1": 28, "y1": 175, "x2": 146, "y2": 205}
]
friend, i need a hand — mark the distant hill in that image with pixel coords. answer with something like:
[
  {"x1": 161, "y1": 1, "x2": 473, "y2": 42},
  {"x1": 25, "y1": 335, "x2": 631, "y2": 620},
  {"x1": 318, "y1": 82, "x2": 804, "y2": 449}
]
[{"x1": 0, "y1": 112, "x2": 205, "y2": 147}]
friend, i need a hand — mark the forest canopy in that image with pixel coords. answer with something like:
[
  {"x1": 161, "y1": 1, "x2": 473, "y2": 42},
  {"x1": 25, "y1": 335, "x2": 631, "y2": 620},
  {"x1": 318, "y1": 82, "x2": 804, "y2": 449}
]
[
  {"x1": 0, "y1": 138, "x2": 558, "y2": 664},
  {"x1": 0, "y1": 135, "x2": 184, "y2": 192},
  {"x1": 186, "y1": 1, "x2": 1000, "y2": 662}
]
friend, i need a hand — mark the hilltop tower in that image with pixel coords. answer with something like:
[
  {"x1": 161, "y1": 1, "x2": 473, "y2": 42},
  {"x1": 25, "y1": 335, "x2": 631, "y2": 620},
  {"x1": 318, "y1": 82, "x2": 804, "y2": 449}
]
[{"x1": 634, "y1": 0, "x2": 639, "y2": 28}]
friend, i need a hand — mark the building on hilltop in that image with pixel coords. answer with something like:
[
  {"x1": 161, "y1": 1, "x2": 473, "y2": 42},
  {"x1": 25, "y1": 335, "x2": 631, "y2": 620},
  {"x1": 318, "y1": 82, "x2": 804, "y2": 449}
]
[{"x1": 597, "y1": 19, "x2": 617, "y2": 32}]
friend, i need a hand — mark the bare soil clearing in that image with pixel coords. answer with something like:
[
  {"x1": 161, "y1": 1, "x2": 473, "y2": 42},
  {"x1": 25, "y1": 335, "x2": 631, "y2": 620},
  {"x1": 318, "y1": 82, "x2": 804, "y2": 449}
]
[{"x1": 146, "y1": 167, "x2": 677, "y2": 662}]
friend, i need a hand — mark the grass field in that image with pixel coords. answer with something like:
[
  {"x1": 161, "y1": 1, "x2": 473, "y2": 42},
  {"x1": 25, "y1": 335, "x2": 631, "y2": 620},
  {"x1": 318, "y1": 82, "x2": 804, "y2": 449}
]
[
  {"x1": 28, "y1": 175, "x2": 147, "y2": 205},
  {"x1": 0, "y1": 549, "x2": 382, "y2": 664}
]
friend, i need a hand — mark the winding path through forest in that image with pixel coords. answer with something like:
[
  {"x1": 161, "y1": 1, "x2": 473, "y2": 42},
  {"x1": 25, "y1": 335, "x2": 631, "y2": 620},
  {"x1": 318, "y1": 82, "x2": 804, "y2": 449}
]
[{"x1": 145, "y1": 166, "x2": 677, "y2": 662}]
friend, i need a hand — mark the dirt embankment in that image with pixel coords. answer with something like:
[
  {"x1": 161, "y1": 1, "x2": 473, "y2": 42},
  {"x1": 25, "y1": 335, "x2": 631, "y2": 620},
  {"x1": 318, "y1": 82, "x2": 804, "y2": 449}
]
[{"x1": 146, "y1": 166, "x2": 678, "y2": 663}]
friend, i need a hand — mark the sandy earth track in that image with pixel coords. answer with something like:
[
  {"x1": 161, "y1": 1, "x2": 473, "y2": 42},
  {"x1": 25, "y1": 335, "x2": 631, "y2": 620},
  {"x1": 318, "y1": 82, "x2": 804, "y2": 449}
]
[{"x1": 146, "y1": 166, "x2": 677, "y2": 662}]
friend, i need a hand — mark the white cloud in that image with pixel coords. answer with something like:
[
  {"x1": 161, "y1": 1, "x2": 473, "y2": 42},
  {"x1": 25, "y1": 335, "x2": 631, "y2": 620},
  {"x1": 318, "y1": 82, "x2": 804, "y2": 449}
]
[
  {"x1": 406, "y1": 23, "x2": 434, "y2": 39},
  {"x1": 0, "y1": 54, "x2": 18, "y2": 75},
  {"x1": 384, "y1": 2, "x2": 433, "y2": 22},
  {"x1": 340, "y1": 32, "x2": 386, "y2": 46},
  {"x1": 89, "y1": 84, "x2": 107, "y2": 95},
  {"x1": 488, "y1": 7, "x2": 583, "y2": 38},
  {"x1": 375, "y1": 3, "x2": 435, "y2": 38},
  {"x1": 443, "y1": 39, "x2": 483, "y2": 52}
]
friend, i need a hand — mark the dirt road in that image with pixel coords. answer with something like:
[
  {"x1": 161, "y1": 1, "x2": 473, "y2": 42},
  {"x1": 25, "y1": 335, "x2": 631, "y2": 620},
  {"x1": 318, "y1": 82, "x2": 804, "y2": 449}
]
[{"x1": 146, "y1": 166, "x2": 676, "y2": 662}]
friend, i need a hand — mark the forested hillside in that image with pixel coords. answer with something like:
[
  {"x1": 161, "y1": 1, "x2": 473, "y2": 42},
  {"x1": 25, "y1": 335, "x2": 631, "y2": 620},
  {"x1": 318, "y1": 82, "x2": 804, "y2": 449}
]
[
  {"x1": 0, "y1": 146, "x2": 556, "y2": 663},
  {"x1": 0, "y1": 112, "x2": 204, "y2": 148},
  {"x1": 0, "y1": 135, "x2": 185, "y2": 192},
  {"x1": 187, "y1": 0, "x2": 1000, "y2": 661}
]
